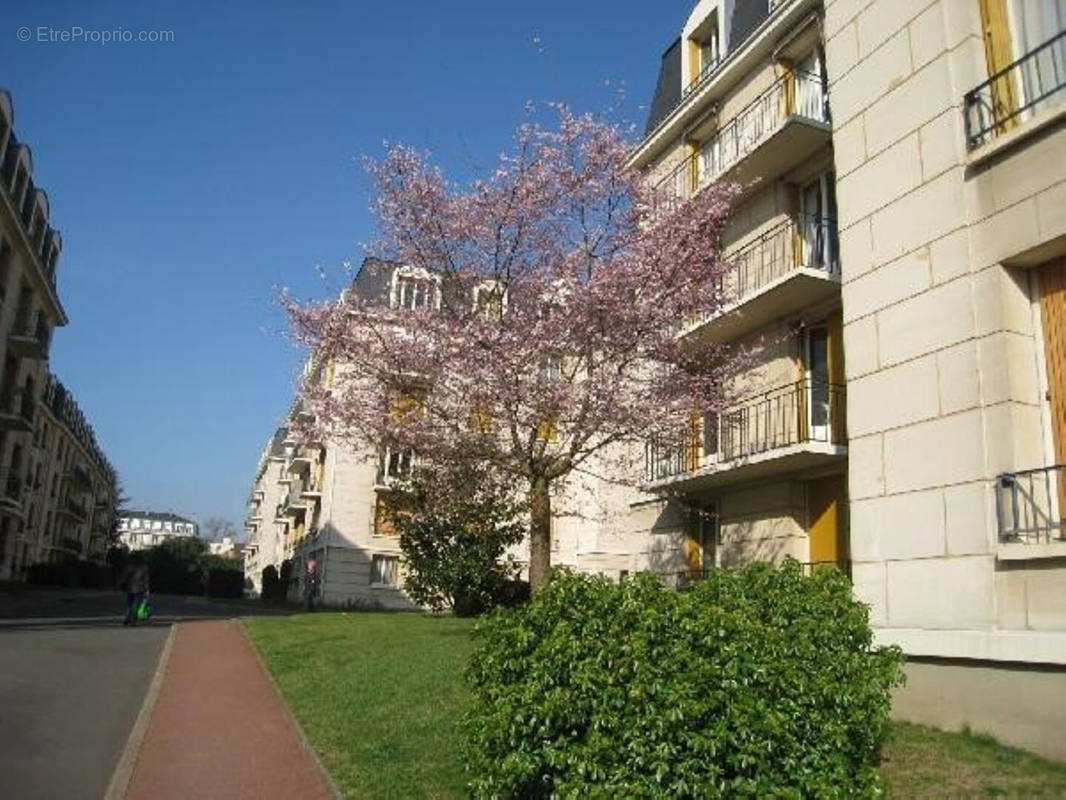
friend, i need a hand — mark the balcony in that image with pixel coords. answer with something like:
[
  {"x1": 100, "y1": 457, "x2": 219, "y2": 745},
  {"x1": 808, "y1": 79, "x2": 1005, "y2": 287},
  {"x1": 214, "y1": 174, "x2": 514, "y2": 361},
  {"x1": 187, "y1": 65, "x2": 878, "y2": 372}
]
[
  {"x1": 288, "y1": 453, "x2": 313, "y2": 474},
  {"x1": 650, "y1": 70, "x2": 830, "y2": 214},
  {"x1": 684, "y1": 215, "x2": 840, "y2": 343},
  {"x1": 0, "y1": 386, "x2": 35, "y2": 431},
  {"x1": 0, "y1": 469, "x2": 23, "y2": 511},
  {"x1": 68, "y1": 465, "x2": 93, "y2": 490},
  {"x1": 964, "y1": 30, "x2": 1066, "y2": 151},
  {"x1": 7, "y1": 311, "x2": 50, "y2": 360},
  {"x1": 58, "y1": 498, "x2": 88, "y2": 522},
  {"x1": 375, "y1": 449, "x2": 413, "y2": 490},
  {"x1": 644, "y1": 379, "x2": 846, "y2": 492},
  {"x1": 995, "y1": 465, "x2": 1066, "y2": 545}
]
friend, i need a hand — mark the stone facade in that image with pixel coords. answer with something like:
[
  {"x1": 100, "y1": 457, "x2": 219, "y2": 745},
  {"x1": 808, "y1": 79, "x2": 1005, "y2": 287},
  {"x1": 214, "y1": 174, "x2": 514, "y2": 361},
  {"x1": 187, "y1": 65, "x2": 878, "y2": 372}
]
[{"x1": 0, "y1": 90, "x2": 117, "y2": 579}]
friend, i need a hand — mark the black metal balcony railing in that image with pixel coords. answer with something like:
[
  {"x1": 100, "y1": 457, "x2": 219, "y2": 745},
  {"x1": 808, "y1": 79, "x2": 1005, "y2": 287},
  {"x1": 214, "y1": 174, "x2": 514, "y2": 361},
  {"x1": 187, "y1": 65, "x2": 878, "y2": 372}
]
[
  {"x1": 0, "y1": 469, "x2": 22, "y2": 503},
  {"x1": 693, "y1": 215, "x2": 839, "y2": 325},
  {"x1": 640, "y1": 0, "x2": 792, "y2": 147},
  {"x1": 650, "y1": 70, "x2": 829, "y2": 214},
  {"x1": 995, "y1": 465, "x2": 1066, "y2": 544},
  {"x1": 964, "y1": 30, "x2": 1066, "y2": 150},
  {"x1": 645, "y1": 379, "x2": 846, "y2": 483},
  {"x1": 0, "y1": 387, "x2": 35, "y2": 423},
  {"x1": 65, "y1": 498, "x2": 87, "y2": 520}
]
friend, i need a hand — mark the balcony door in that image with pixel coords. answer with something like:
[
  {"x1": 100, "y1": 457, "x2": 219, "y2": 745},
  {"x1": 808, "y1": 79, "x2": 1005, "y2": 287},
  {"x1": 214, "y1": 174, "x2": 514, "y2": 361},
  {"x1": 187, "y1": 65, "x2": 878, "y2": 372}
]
[
  {"x1": 684, "y1": 502, "x2": 718, "y2": 574},
  {"x1": 800, "y1": 173, "x2": 838, "y2": 272},
  {"x1": 795, "y1": 49, "x2": 827, "y2": 121},
  {"x1": 806, "y1": 326, "x2": 830, "y2": 442},
  {"x1": 1039, "y1": 258, "x2": 1066, "y2": 524}
]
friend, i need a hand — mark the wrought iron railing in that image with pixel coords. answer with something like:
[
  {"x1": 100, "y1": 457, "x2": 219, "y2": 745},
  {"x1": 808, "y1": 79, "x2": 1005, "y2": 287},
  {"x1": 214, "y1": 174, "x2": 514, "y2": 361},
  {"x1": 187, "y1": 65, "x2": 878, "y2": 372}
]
[
  {"x1": 0, "y1": 469, "x2": 22, "y2": 503},
  {"x1": 964, "y1": 30, "x2": 1066, "y2": 150},
  {"x1": 0, "y1": 386, "x2": 35, "y2": 423},
  {"x1": 650, "y1": 69, "x2": 829, "y2": 214},
  {"x1": 995, "y1": 465, "x2": 1066, "y2": 543},
  {"x1": 639, "y1": 0, "x2": 793, "y2": 147},
  {"x1": 645, "y1": 379, "x2": 846, "y2": 482},
  {"x1": 711, "y1": 214, "x2": 839, "y2": 314}
]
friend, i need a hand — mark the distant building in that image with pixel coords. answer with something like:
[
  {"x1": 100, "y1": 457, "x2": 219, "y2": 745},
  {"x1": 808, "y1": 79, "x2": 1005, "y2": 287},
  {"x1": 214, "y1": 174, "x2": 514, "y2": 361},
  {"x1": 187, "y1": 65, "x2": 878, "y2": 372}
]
[
  {"x1": 117, "y1": 510, "x2": 198, "y2": 551},
  {"x1": 208, "y1": 536, "x2": 242, "y2": 558}
]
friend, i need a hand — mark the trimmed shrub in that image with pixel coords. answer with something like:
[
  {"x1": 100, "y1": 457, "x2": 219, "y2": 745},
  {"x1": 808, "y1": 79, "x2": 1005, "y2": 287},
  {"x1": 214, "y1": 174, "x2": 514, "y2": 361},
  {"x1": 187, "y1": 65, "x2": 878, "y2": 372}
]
[
  {"x1": 261, "y1": 565, "x2": 281, "y2": 600},
  {"x1": 391, "y1": 463, "x2": 528, "y2": 616},
  {"x1": 463, "y1": 561, "x2": 905, "y2": 798}
]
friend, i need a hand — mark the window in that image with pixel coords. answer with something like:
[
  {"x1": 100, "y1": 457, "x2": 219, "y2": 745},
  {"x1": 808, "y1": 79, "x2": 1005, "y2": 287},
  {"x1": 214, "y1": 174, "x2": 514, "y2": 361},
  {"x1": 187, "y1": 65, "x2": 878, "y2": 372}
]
[
  {"x1": 374, "y1": 493, "x2": 405, "y2": 536},
  {"x1": 473, "y1": 282, "x2": 506, "y2": 319},
  {"x1": 395, "y1": 275, "x2": 434, "y2": 310},
  {"x1": 371, "y1": 554, "x2": 399, "y2": 586},
  {"x1": 379, "y1": 448, "x2": 413, "y2": 484}
]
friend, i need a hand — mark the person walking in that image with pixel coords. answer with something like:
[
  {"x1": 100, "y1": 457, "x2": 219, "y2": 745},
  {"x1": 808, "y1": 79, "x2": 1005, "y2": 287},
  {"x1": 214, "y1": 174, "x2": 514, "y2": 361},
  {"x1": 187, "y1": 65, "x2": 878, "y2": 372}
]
[
  {"x1": 303, "y1": 557, "x2": 320, "y2": 612},
  {"x1": 118, "y1": 551, "x2": 151, "y2": 626}
]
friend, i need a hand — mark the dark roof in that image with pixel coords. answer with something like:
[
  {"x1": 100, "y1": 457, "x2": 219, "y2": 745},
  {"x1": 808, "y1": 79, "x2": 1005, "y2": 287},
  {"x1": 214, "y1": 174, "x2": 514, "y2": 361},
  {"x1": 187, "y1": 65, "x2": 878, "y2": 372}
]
[
  {"x1": 645, "y1": 38, "x2": 682, "y2": 136},
  {"x1": 119, "y1": 510, "x2": 197, "y2": 525},
  {"x1": 729, "y1": 0, "x2": 772, "y2": 51},
  {"x1": 269, "y1": 427, "x2": 289, "y2": 457},
  {"x1": 642, "y1": 0, "x2": 776, "y2": 138},
  {"x1": 350, "y1": 257, "x2": 397, "y2": 304}
]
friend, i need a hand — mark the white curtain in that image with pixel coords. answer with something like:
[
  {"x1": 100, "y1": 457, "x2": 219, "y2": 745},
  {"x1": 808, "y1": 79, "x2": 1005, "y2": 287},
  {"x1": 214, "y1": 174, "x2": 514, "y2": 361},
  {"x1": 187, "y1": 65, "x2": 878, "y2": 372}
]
[{"x1": 1010, "y1": 0, "x2": 1066, "y2": 118}]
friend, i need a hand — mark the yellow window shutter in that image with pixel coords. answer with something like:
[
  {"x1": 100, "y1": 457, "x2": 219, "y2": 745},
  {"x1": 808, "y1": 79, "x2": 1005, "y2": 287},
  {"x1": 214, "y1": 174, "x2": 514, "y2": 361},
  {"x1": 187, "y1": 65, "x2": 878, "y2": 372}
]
[
  {"x1": 978, "y1": 0, "x2": 1018, "y2": 132},
  {"x1": 537, "y1": 418, "x2": 559, "y2": 443}
]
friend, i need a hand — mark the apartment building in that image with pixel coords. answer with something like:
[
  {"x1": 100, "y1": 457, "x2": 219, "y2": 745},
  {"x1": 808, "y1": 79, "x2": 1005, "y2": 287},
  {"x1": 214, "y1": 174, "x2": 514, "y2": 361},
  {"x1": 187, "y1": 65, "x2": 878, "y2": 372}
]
[
  {"x1": 621, "y1": 0, "x2": 846, "y2": 586},
  {"x1": 25, "y1": 375, "x2": 118, "y2": 570},
  {"x1": 628, "y1": 0, "x2": 1066, "y2": 758},
  {"x1": 243, "y1": 428, "x2": 290, "y2": 595},
  {"x1": 0, "y1": 90, "x2": 118, "y2": 580},
  {"x1": 117, "y1": 510, "x2": 198, "y2": 551}
]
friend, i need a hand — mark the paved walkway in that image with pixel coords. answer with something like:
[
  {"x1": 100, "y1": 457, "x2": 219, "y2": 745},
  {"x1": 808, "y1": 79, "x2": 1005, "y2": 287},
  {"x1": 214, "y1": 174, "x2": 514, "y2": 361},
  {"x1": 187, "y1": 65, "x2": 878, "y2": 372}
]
[{"x1": 121, "y1": 619, "x2": 336, "y2": 800}]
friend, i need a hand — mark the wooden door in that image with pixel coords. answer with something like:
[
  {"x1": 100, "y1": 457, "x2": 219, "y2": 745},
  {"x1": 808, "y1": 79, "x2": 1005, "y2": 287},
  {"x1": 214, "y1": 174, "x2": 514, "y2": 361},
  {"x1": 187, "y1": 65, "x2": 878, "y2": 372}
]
[
  {"x1": 827, "y1": 310, "x2": 846, "y2": 444},
  {"x1": 808, "y1": 474, "x2": 848, "y2": 567},
  {"x1": 1040, "y1": 259, "x2": 1066, "y2": 466},
  {"x1": 978, "y1": 0, "x2": 1018, "y2": 134}
]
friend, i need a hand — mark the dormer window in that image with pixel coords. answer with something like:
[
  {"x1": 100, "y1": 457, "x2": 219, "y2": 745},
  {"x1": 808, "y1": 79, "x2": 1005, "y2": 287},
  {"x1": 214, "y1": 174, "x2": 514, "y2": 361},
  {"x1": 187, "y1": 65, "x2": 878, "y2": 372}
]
[
  {"x1": 397, "y1": 275, "x2": 431, "y2": 309},
  {"x1": 687, "y1": 10, "x2": 721, "y2": 87},
  {"x1": 473, "y1": 280, "x2": 507, "y2": 319}
]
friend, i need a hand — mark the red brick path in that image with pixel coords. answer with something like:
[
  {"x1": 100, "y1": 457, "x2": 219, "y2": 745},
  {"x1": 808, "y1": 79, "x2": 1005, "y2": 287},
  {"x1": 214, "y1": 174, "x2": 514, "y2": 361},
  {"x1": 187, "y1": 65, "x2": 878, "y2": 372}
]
[{"x1": 124, "y1": 620, "x2": 335, "y2": 800}]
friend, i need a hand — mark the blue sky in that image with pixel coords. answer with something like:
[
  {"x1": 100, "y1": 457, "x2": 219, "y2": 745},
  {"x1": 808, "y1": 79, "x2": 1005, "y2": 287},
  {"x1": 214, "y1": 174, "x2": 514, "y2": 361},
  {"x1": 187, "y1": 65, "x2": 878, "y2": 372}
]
[{"x1": 1, "y1": 0, "x2": 690, "y2": 530}]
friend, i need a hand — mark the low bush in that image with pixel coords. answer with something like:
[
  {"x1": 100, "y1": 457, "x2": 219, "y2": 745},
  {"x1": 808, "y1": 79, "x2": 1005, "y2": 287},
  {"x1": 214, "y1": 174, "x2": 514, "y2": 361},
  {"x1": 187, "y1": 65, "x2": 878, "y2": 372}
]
[
  {"x1": 261, "y1": 564, "x2": 281, "y2": 600},
  {"x1": 391, "y1": 463, "x2": 528, "y2": 617},
  {"x1": 206, "y1": 568, "x2": 244, "y2": 598},
  {"x1": 463, "y1": 561, "x2": 905, "y2": 798},
  {"x1": 26, "y1": 561, "x2": 113, "y2": 588}
]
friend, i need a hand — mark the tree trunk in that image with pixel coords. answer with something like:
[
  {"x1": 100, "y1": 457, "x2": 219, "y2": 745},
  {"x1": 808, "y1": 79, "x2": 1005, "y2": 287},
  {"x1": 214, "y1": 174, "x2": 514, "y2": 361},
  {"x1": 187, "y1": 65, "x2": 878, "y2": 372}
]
[{"x1": 528, "y1": 476, "x2": 552, "y2": 593}]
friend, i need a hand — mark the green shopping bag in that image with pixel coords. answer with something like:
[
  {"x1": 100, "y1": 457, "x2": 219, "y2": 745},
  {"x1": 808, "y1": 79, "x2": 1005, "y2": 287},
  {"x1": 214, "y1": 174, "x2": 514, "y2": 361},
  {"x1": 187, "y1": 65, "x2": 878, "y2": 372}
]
[{"x1": 136, "y1": 597, "x2": 152, "y2": 622}]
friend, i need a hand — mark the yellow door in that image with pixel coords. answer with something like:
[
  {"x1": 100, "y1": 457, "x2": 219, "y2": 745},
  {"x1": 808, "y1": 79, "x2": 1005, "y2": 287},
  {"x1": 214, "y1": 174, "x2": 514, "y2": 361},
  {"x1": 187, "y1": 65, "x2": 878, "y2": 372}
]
[
  {"x1": 1039, "y1": 259, "x2": 1066, "y2": 520},
  {"x1": 827, "y1": 310, "x2": 846, "y2": 444},
  {"x1": 808, "y1": 475, "x2": 848, "y2": 567},
  {"x1": 978, "y1": 0, "x2": 1017, "y2": 134}
]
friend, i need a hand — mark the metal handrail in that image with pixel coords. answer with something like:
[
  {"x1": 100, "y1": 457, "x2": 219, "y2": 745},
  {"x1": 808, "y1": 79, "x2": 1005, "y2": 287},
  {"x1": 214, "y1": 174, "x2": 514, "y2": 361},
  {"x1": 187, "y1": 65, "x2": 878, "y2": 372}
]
[
  {"x1": 637, "y1": 0, "x2": 793, "y2": 148},
  {"x1": 650, "y1": 69, "x2": 829, "y2": 212},
  {"x1": 964, "y1": 30, "x2": 1066, "y2": 150},
  {"x1": 995, "y1": 464, "x2": 1066, "y2": 543},
  {"x1": 645, "y1": 379, "x2": 846, "y2": 482}
]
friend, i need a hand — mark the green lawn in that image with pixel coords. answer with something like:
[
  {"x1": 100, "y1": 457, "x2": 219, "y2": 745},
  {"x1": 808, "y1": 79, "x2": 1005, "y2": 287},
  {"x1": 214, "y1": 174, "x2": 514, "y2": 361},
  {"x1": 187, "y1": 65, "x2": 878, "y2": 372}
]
[
  {"x1": 245, "y1": 612, "x2": 475, "y2": 800},
  {"x1": 882, "y1": 722, "x2": 1066, "y2": 798},
  {"x1": 245, "y1": 612, "x2": 1066, "y2": 800}
]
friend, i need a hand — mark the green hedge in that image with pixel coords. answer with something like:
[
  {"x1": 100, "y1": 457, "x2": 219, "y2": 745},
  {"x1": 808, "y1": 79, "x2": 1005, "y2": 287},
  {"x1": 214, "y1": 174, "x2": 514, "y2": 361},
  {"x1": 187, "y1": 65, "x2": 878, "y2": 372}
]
[{"x1": 463, "y1": 561, "x2": 904, "y2": 798}]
